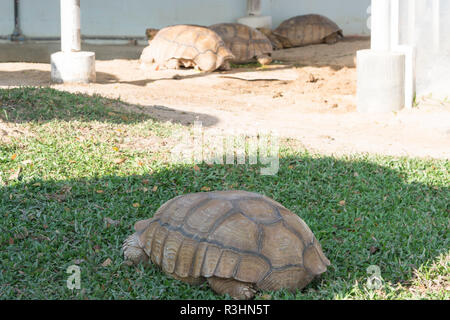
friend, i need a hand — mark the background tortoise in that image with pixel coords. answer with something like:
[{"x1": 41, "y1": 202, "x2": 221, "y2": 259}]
[
  {"x1": 140, "y1": 25, "x2": 234, "y2": 72},
  {"x1": 209, "y1": 23, "x2": 273, "y2": 65},
  {"x1": 123, "y1": 190, "x2": 330, "y2": 299},
  {"x1": 259, "y1": 14, "x2": 343, "y2": 49}
]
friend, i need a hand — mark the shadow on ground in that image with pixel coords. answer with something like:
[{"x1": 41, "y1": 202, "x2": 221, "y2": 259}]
[
  {"x1": 117, "y1": 64, "x2": 299, "y2": 87},
  {"x1": 0, "y1": 86, "x2": 218, "y2": 127},
  {"x1": 0, "y1": 69, "x2": 121, "y2": 86}
]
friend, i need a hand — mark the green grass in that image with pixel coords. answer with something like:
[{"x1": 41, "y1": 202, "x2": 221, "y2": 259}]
[
  {"x1": 229, "y1": 62, "x2": 262, "y2": 69},
  {"x1": 0, "y1": 87, "x2": 449, "y2": 300}
]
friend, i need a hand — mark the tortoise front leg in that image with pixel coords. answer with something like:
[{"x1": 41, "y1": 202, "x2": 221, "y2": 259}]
[
  {"x1": 207, "y1": 277, "x2": 256, "y2": 300},
  {"x1": 324, "y1": 33, "x2": 339, "y2": 44},
  {"x1": 218, "y1": 60, "x2": 231, "y2": 71}
]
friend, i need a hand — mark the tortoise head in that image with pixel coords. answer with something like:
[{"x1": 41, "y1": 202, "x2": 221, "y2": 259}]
[
  {"x1": 214, "y1": 46, "x2": 235, "y2": 71},
  {"x1": 145, "y1": 28, "x2": 160, "y2": 41},
  {"x1": 257, "y1": 28, "x2": 284, "y2": 50},
  {"x1": 256, "y1": 54, "x2": 273, "y2": 66}
]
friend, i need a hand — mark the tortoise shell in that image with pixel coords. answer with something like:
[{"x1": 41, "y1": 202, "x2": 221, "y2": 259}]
[
  {"x1": 140, "y1": 25, "x2": 234, "y2": 72},
  {"x1": 274, "y1": 14, "x2": 343, "y2": 48},
  {"x1": 209, "y1": 23, "x2": 273, "y2": 65},
  {"x1": 123, "y1": 190, "x2": 330, "y2": 298}
]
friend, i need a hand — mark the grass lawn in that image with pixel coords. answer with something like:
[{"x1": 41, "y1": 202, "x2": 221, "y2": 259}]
[{"x1": 0, "y1": 87, "x2": 448, "y2": 300}]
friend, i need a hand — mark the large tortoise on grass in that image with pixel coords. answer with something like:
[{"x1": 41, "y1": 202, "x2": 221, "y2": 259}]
[
  {"x1": 140, "y1": 25, "x2": 234, "y2": 72},
  {"x1": 259, "y1": 14, "x2": 344, "y2": 49},
  {"x1": 123, "y1": 190, "x2": 330, "y2": 299}
]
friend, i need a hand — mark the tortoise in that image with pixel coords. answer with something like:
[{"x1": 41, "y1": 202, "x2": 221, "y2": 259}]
[
  {"x1": 258, "y1": 14, "x2": 344, "y2": 50},
  {"x1": 123, "y1": 190, "x2": 330, "y2": 299},
  {"x1": 209, "y1": 23, "x2": 273, "y2": 65},
  {"x1": 140, "y1": 25, "x2": 235, "y2": 72}
]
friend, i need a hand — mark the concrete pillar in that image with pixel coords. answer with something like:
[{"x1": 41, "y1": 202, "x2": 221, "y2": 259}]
[
  {"x1": 395, "y1": 45, "x2": 416, "y2": 109},
  {"x1": 391, "y1": 0, "x2": 415, "y2": 109},
  {"x1": 247, "y1": 0, "x2": 262, "y2": 16},
  {"x1": 407, "y1": 0, "x2": 416, "y2": 44},
  {"x1": 60, "y1": 0, "x2": 81, "y2": 52},
  {"x1": 51, "y1": 0, "x2": 96, "y2": 83},
  {"x1": 357, "y1": 50, "x2": 405, "y2": 112},
  {"x1": 371, "y1": 0, "x2": 391, "y2": 51},
  {"x1": 432, "y1": 0, "x2": 440, "y2": 52},
  {"x1": 238, "y1": 0, "x2": 272, "y2": 29},
  {"x1": 357, "y1": 0, "x2": 406, "y2": 113},
  {"x1": 390, "y1": 0, "x2": 399, "y2": 49}
]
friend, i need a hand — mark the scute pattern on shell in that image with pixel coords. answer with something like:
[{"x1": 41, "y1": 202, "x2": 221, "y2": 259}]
[
  {"x1": 140, "y1": 25, "x2": 234, "y2": 72},
  {"x1": 129, "y1": 190, "x2": 330, "y2": 292},
  {"x1": 274, "y1": 14, "x2": 343, "y2": 47},
  {"x1": 209, "y1": 23, "x2": 273, "y2": 64}
]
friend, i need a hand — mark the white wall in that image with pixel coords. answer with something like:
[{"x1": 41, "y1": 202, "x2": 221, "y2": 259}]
[
  {"x1": 18, "y1": 0, "x2": 60, "y2": 37},
  {"x1": 264, "y1": 0, "x2": 371, "y2": 35},
  {"x1": 398, "y1": 0, "x2": 450, "y2": 99},
  {"x1": 82, "y1": 0, "x2": 246, "y2": 37},
  {"x1": 18, "y1": 0, "x2": 246, "y2": 37},
  {"x1": 2, "y1": 0, "x2": 371, "y2": 38},
  {"x1": 0, "y1": 0, "x2": 14, "y2": 36}
]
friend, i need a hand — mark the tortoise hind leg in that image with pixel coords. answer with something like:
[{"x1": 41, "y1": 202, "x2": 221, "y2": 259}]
[
  {"x1": 207, "y1": 277, "x2": 256, "y2": 300},
  {"x1": 123, "y1": 233, "x2": 149, "y2": 265}
]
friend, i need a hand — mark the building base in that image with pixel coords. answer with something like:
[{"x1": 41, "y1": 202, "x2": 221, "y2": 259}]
[
  {"x1": 357, "y1": 49, "x2": 406, "y2": 113},
  {"x1": 237, "y1": 15, "x2": 272, "y2": 29}
]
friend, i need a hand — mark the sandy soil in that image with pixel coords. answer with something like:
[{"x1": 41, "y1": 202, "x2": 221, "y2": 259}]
[{"x1": 1, "y1": 38, "x2": 449, "y2": 159}]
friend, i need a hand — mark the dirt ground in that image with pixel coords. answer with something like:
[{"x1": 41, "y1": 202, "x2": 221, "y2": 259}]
[{"x1": 1, "y1": 38, "x2": 449, "y2": 159}]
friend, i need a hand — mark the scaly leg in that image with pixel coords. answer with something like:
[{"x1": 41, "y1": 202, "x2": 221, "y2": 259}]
[
  {"x1": 207, "y1": 277, "x2": 256, "y2": 300},
  {"x1": 123, "y1": 233, "x2": 149, "y2": 265}
]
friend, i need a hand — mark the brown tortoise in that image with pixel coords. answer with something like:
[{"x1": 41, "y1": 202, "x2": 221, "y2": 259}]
[
  {"x1": 140, "y1": 25, "x2": 234, "y2": 72},
  {"x1": 209, "y1": 23, "x2": 273, "y2": 65},
  {"x1": 123, "y1": 190, "x2": 330, "y2": 299},
  {"x1": 259, "y1": 14, "x2": 343, "y2": 50}
]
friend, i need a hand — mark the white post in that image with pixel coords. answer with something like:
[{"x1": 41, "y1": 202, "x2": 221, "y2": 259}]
[
  {"x1": 390, "y1": 0, "x2": 399, "y2": 48},
  {"x1": 408, "y1": 0, "x2": 416, "y2": 44},
  {"x1": 392, "y1": 0, "x2": 416, "y2": 109},
  {"x1": 371, "y1": 0, "x2": 391, "y2": 51},
  {"x1": 238, "y1": 0, "x2": 272, "y2": 29},
  {"x1": 51, "y1": 0, "x2": 96, "y2": 83},
  {"x1": 396, "y1": 44, "x2": 416, "y2": 109},
  {"x1": 61, "y1": 0, "x2": 81, "y2": 52},
  {"x1": 247, "y1": 0, "x2": 262, "y2": 16},
  {"x1": 357, "y1": 0, "x2": 406, "y2": 113}
]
